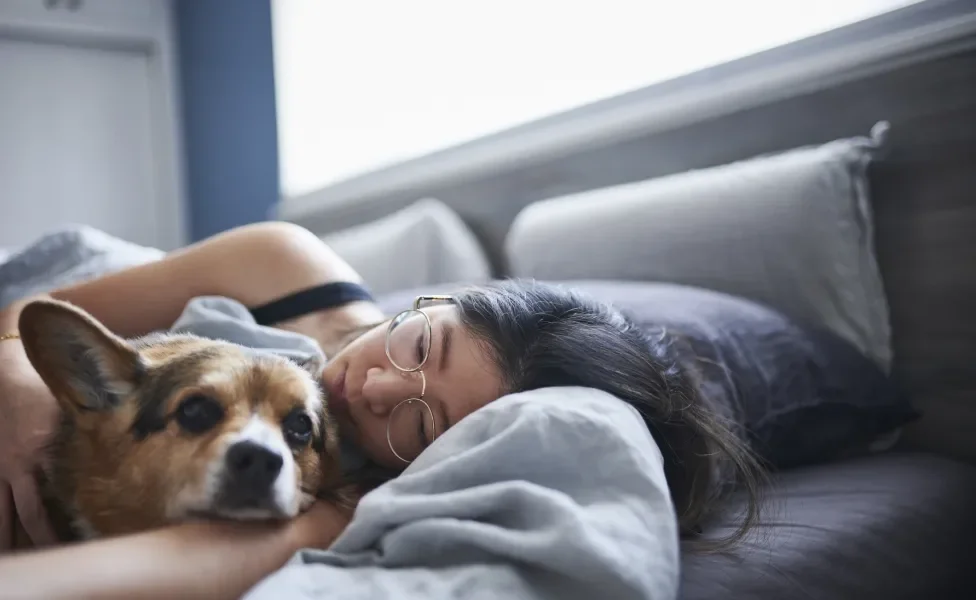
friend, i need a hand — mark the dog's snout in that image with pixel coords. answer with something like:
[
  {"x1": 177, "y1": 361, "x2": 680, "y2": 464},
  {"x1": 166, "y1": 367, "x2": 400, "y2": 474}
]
[
  {"x1": 213, "y1": 420, "x2": 297, "y2": 518},
  {"x1": 226, "y1": 441, "x2": 283, "y2": 488}
]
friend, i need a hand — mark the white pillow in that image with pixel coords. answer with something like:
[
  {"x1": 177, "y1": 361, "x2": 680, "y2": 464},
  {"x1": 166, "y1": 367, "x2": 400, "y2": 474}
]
[
  {"x1": 505, "y1": 123, "x2": 892, "y2": 370},
  {"x1": 322, "y1": 198, "x2": 492, "y2": 295}
]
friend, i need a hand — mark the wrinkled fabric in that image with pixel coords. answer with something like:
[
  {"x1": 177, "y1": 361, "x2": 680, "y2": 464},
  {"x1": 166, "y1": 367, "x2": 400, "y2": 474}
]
[
  {"x1": 0, "y1": 225, "x2": 163, "y2": 309},
  {"x1": 246, "y1": 387, "x2": 679, "y2": 600}
]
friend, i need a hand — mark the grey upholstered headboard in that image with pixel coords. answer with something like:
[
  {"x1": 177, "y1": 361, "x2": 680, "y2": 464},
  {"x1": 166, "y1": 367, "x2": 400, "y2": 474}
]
[{"x1": 280, "y1": 3, "x2": 976, "y2": 460}]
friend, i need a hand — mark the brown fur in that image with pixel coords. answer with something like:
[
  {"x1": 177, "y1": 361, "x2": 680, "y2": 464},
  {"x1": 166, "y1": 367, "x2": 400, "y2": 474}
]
[{"x1": 17, "y1": 298, "x2": 356, "y2": 542}]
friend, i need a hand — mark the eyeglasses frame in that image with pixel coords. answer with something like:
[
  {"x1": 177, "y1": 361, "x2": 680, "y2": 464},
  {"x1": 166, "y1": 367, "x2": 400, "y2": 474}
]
[{"x1": 384, "y1": 295, "x2": 455, "y2": 463}]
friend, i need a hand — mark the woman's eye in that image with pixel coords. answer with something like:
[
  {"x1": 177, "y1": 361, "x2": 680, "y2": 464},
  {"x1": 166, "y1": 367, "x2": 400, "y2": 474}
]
[
  {"x1": 283, "y1": 411, "x2": 314, "y2": 447},
  {"x1": 175, "y1": 395, "x2": 224, "y2": 434},
  {"x1": 416, "y1": 409, "x2": 431, "y2": 448}
]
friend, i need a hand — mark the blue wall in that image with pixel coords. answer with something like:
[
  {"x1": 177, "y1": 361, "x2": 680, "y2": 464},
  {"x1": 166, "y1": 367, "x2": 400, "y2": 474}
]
[{"x1": 176, "y1": 0, "x2": 279, "y2": 242}]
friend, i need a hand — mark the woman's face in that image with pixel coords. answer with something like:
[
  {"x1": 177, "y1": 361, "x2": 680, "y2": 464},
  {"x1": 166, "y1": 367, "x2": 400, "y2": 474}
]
[{"x1": 319, "y1": 304, "x2": 504, "y2": 469}]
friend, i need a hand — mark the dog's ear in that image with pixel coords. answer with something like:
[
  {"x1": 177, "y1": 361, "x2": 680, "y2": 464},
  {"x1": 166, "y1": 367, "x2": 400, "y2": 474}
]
[{"x1": 19, "y1": 299, "x2": 145, "y2": 413}]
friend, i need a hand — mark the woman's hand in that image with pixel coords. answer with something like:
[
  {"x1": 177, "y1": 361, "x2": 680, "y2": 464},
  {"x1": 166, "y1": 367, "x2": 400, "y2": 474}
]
[
  {"x1": 0, "y1": 337, "x2": 60, "y2": 552},
  {"x1": 288, "y1": 499, "x2": 355, "y2": 551}
]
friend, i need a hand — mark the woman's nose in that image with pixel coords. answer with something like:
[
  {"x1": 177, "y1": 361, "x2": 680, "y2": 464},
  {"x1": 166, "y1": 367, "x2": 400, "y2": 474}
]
[{"x1": 361, "y1": 366, "x2": 416, "y2": 416}]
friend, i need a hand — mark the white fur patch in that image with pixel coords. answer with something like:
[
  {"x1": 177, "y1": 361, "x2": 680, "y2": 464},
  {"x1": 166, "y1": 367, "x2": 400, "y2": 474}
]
[
  {"x1": 297, "y1": 369, "x2": 324, "y2": 417},
  {"x1": 197, "y1": 368, "x2": 241, "y2": 390}
]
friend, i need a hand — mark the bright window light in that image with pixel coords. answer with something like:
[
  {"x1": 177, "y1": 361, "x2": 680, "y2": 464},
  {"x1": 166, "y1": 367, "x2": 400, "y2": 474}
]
[{"x1": 272, "y1": 0, "x2": 922, "y2": 199}]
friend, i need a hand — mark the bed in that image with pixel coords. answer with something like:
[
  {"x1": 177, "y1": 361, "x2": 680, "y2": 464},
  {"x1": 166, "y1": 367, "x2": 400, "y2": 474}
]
[
  {"x1": 276, "y1": 8, "x2": 976, "y2": 598},
  {"x1": 4, "y1": 5, "x2": 976, "y2": 598}
]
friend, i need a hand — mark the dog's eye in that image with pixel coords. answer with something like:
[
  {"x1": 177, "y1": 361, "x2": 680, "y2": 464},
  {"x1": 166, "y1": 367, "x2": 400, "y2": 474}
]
[
  {"x1": 282, "y1": 411, "x2": 313, "y2": 447},
  {"x1": 175, "y1": 395, "x2": 224, "y2": 434}
]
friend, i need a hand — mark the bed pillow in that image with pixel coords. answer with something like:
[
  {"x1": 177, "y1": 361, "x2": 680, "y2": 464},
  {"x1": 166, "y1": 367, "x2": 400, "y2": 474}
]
[
  {"x1": 0, "y1": 225, "x2": 164, "y2": 310},
  {"x1": 320, "y1": 198, "x2": 492, "y2": 295},
  {"x1": 375, "y1": 280, "x2": 918, "y2": 469},
  {"x1": 504, "y1": 123, "x2": 893, "y2": 371}
]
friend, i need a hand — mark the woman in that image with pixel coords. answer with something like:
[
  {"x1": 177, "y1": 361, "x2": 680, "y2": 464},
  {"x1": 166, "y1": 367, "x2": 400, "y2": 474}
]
[{"x1": 0, "y1": 222, "x2": 763, "y2": 599}]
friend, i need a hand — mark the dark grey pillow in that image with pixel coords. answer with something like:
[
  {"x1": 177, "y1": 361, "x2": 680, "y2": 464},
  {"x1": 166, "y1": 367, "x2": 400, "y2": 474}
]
[{"x1": 376, "y1": 280, "x2": 918, "y2": 469}]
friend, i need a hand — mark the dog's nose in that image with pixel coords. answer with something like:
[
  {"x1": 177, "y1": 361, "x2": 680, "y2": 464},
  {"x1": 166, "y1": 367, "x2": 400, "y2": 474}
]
[{"x1": 225, "y1": 441, "x2": 283, "y2": 489}]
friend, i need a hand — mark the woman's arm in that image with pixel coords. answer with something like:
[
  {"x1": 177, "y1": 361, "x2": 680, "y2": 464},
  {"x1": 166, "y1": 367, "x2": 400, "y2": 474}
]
[
  {"x1": 1, "y1": 222, "x2": 384, "y2": 365},
  {"x1": 0, "y1": 500, "x2": 350, "y2": 600}
]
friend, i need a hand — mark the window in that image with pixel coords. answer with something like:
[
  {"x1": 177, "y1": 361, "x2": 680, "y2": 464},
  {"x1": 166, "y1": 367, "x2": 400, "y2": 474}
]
[{"x1": 272, "y1": 0, "x2": 922, "y2": 199}]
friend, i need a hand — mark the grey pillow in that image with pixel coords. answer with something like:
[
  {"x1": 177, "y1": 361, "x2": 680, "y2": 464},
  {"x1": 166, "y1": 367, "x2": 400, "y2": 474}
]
[
  {"x1": 505, "y1": 123, "x2": 892, "y2": 371},
  {"x1": 320, "y1": 198, "x2": 492, "y2": 295},
  {"x1": 376, "y1": 280, "x2": 917, "y2": 469}
]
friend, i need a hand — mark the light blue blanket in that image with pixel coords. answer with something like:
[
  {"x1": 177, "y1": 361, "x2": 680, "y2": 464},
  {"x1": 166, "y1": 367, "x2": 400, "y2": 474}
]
[
  {"x1": 248, "y1": 387, "x2": 679, "y2": 600},
  {"x1": 1, "y1": 226, "x2": 681, "y2": 600}
]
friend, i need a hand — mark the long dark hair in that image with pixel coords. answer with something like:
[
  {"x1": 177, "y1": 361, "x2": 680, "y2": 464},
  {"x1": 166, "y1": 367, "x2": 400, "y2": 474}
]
[{"x1": 452, "y1": 279, "x2": 765, "y2": 551}]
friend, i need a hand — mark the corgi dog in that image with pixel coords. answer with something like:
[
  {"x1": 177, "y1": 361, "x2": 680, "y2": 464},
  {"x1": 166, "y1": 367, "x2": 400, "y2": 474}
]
[{"x1": 16, "y1": 298, "x2": 350, "y2": 543}]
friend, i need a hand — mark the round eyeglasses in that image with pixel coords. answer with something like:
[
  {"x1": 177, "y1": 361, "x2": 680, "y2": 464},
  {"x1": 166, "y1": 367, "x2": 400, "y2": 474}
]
[{"x1": 384, "y1": 295, "x2": 453, "y2": 464}]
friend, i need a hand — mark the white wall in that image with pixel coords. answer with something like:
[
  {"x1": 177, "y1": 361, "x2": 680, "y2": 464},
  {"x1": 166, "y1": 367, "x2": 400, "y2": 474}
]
[{"x1": 0, "y1": 0, "x2": 186, "y2": 252}]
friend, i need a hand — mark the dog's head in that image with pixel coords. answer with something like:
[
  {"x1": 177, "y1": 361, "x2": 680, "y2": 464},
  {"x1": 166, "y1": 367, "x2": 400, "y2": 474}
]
[{"x1": 18, "y1": 299, "x2": 344, "y2": 539}]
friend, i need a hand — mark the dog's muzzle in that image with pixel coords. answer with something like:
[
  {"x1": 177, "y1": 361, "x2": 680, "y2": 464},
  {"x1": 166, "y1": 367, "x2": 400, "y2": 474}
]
[{"x1": 215, "y1": 440, "x2": 286, "y2": 515}]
